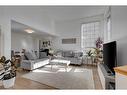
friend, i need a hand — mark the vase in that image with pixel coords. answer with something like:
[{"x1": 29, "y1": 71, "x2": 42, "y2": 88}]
[{"x1": 3, "y1": 77, "x2": 15, "y2": 88}]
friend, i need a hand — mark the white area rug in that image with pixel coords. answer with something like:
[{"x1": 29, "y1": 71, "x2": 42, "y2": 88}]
[{"x1": 22, "y1": 65, "x2": 95, "y2": 89}]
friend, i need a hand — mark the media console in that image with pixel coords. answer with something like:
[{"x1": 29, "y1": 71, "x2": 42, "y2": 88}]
[{"x1": 98, "y1": 63, "x2": 115, "y2": 89}]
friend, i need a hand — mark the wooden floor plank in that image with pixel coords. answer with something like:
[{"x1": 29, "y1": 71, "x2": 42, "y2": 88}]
[{"x1": 0, "y1": 64, "x2": 102, "y2": 89}]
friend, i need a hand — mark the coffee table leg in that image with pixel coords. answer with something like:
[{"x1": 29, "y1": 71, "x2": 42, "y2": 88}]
[
  {"x1": 65, "y1": 63, "x2": 69, "y2": 72},
  {"x1": 50, "y1": 62, "x2": 53, "y2": 70},
  {"x1": 65, "y1": 65, "x2": 67, "y2": 72}
]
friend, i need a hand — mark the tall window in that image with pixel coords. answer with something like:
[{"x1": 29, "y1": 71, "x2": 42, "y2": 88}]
[
  {"x1": 107, "y1": 16, "x2": 111, "y2": 41},
  {"x1": 81, "y1": 21, "x2": 101, "y2": 53}
]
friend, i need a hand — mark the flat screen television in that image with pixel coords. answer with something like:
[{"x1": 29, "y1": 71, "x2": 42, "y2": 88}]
[{"x1": 103, "y1": 41, "x2": 117, "y2": 74}]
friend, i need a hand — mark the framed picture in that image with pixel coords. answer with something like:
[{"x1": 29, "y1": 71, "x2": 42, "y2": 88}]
[{"x1": 62, "y1": 38, "x2": 76, "y2": 44}]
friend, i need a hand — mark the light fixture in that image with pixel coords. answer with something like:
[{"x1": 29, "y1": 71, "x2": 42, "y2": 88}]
[{"x1": 24, "y1": 29, "x2": 34, "y2": 33}]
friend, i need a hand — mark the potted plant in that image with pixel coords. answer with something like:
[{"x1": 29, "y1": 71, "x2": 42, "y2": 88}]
[
  {"x1": 86, "y1": 50, "x2": 93, "y2": 57},
  {"x1": 94, "y1": 37, "x2": 103, "y2": 64},
  {"x1": 0, "y1": 56, "x2": 17, "y2": 88},
  {"x1": 95, "y1": 37, "x2": 103, "y2": 49},
  {"x1": 93, "y1": 48, "x2": 103, "y2": 61}
]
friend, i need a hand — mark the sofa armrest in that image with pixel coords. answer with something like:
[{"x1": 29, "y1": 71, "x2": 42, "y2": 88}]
[
  {"x1": 21, "y1": 60, "x2": 35, "y2": 70},
  {"x1": 21, "y1": 60, "x2": 34, "y2": 63}
]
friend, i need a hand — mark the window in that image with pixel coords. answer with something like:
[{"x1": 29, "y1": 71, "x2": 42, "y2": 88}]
[
  {"x1": 107, "y1": 16, "x2": 111, "y2": 41},
  {"x1": 81, "y1": 21, "x2": 101, "y2": 53}
]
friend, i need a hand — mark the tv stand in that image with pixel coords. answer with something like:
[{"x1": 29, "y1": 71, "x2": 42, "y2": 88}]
[{"x1": 98, "y1": 63, "x2": 115, "y2": 89}]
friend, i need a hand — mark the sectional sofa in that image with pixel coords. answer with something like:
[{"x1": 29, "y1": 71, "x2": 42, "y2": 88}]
[
  {"x1": 20, "y1": 51, "x2": 49, "y2": 70},
  {"x1": 20, "y1": 50, "x2": 83, "y2": 70},
  {"x1": 54, "y1": 50, "x2": 83, "y2": 65}
]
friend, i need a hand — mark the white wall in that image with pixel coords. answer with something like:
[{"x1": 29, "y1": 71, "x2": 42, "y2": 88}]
[
  {"x1": 0, "y1": 30, "x2": 1, "y2": 56},
  {"x1": 103, "y1": 7, "x2": 111, "y2": 43},
  {"x1": 3, "y1": 7, "x2": 56, "y2": 35},
  {"x1": 111, "y1": 6, "x2": 127, "y2": 66},
  {"x1": 53, "y1": 14, "x2": 104, "y2": 51},
  {"x1": 0, "y1": 11, "x2": 11, "y2": 59},
  {"x1": 11, "y1": 31, "x2": 55, "y2": 55},
  {"x1": 11, "y1": 32, "x2": 40, "y2": 52},
  {"x1": 53, "y1": 20, "x2": 81, "y2": 51},
  {"x1": 0, "y1": 7, "x2": 56, "y2": 58}
]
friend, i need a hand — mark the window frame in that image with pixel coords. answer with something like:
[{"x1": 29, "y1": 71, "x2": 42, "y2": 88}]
[{"x1": 81, "y1": 21, "x2": 101, "y2": 53}]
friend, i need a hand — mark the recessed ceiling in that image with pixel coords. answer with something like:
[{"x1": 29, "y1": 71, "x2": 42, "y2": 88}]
[{"x1": 11, "y1": 20, "x2": 55, "y2": 37}]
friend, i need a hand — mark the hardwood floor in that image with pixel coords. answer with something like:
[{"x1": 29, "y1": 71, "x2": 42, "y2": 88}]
[
  {"x1": 84, "y1": 64, "x2": 102, "y2": 89},
  {"x1": 0, "y1": 64, "x2": 102, "y2": 89}
]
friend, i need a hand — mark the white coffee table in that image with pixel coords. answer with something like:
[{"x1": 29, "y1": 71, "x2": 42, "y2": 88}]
[{"x1": 50, "y1": 58, "x2": 70, "y2": 71}]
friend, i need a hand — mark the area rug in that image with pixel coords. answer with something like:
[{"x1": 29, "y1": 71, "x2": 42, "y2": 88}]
[{"x1": 22, "y1": 65, "x2": 95, "y2": 89}]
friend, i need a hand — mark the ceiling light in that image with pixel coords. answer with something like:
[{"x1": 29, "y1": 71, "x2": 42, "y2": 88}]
[{"x1": 24, "y1": 29, "x2": 34, "y2": 33}]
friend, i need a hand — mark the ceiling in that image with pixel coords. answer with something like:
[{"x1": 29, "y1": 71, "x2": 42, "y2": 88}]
[
  {"x1": 6, "y1": 6, "x2": 106, "y2": 22},
  {"x1": 11, "y1": 20, "x2": 54, "y2": 37},
  {"x1": 40, "y1": 6, "x2": 106, "y2": 21},
  {"x1": 11, "y1": 6, "x2": 106, "y2": 36}
]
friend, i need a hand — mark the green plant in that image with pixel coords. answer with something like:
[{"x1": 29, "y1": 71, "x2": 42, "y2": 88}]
[
  {"x1": 92, "y1": 48, "x2": 103, "y2": 63},
  {"x1": 86, "y1": 50, "x2": 93, "y2": 57},
  {"x1": 93, "y1": 48, "x2": 103, "y2": 58},
  {"x1": 0, "y1": 56, "x2": 17, "y2": 80}
]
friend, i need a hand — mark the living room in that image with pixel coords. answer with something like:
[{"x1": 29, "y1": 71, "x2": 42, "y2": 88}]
[{"x1": 0, "y1": 5, "x2": 127, "y2": 91}]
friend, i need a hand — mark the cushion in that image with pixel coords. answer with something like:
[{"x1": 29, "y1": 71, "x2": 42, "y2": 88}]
[
  {"x1": 32, "y1": 52, "x2": 38, "y2": 59},
  {"x1": 63, "y1": 51, "x2": 74, "y2": 57},
  {"x1": 25, "y1": 52, "x2": 37, "y2": 60},
  {"x1": 74, "y1": 52, "x2": 83, "y2": 58},
  {"x1": 21, "y1": 55, "x2": 29, "y2": 60},
  {"x1": 40, "y1": 52, "x2": 47, "y2": 58},
  {"x1": 24, "y1": 55, "x2": 29, "y2": 60}
]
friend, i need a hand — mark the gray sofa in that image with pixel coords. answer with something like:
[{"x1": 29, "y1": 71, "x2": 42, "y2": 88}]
[
  {"x1": 55, "y1": 50, "x2": 83, "y2": 65},
  {"x1": 20, "y1": 51, "x2": 49, "y2": 70}
]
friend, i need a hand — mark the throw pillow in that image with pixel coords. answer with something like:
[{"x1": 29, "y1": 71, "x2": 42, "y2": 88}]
[
  {"x1": 74, "y1": 52, "x2": 83, "y2": 58},
  {"x1": 40, "y1": 52, "x2": 47, "y2": 58},
  {"x1": 31, "y1": 51, "x2": 38, "y2": 59},
  {"x1": 63, "y1": 51, "x2": 73, "y2": 57},
  {"x1": 24, "y1": 52, "x2": 37, "y2": 60}
]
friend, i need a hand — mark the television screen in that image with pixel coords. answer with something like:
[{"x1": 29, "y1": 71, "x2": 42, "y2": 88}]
[{"x1": 103, "y1": 41, "x2": 117, "y2": 74}]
